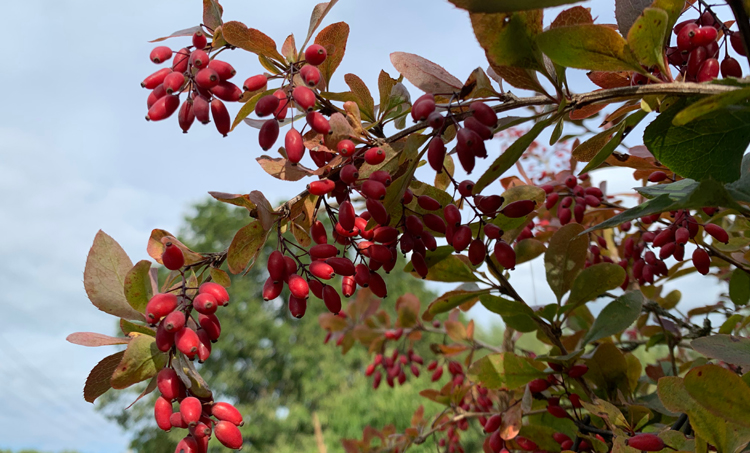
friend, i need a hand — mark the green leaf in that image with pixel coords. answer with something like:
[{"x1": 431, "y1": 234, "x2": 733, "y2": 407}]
[
  {"x1": 585, "y1": 179, "x2": 750, "y2": 233},
  {"x1": 579, "y1": 109, "x2": 648, "y2": 174},
  {"x1": 83, "y1": 350, "x2": 125, "y2": 403},
  {"x1": 537, "y1": 24, "x2": 642, "y2": 72},
  {"x1": 515, "y1": 238, "x2": 547, "y2": 265},
  {"x1": 110, "y1": 335, "x2": 167, "y2": 390},
  {"x1": 84, "y1": 231, "x2": 144, "y2": 321},
  {"x1": 691, "y1": 335, "x2": 750, "y2": 368},
  {"x1": 120, "y1": 319, "x2": 155, "y2": 336},
  {"x1": 474, "y1": 117, "x2": 553, "y2": 194},
  {"x1": 467, "y1": 352, "x2": 546, "y2": 390},
  {"x1": 582, "y1": 291, "x2": 643, "y2": 345},
  {"x1": 658, "y1": 376, "x2": 750, "y2": 453},
  {"x1": 685, "y1": 365, "x2": 750, "y2": 428},
  {"x1": 470, "y1": 10, "x2": 544, "y2": 71},
  {"x1": 566, "y1": 263, "x2": 626, "y2": 311},
  {"x1": 545, "y1": 223, "x2": 588, "y2": 302},
  {"x1": 480, "y1": 294, "x2": 538, "y2": 332},
  {"x1": 518, "y1": 424, "x2": 564, "y2": 452},
  {"x1": 627, "y1": 8, "x2": 669, "y2": 73},
  {"x1": 425, "y1": 285, "x2": 491, "y2": 315},
  {"x1": 585, "y1": 342, "x2": 630, "y2": 397},
  {"x1": 227, "y1": 220, "x2": 270, "y2": 274},
  {"x1": 123, "y1": 260, "x2": 153, "y2": 315},
  {"x1": 448, "y1": 0, "x2": 589, "y2": 13},
  {"x1": 731, "y1": 270, "x2": 750, "y2": 306},
  {"x1": 644, "y1": 97, "x2": 750, "y2": 182},
  {"x1": 672, "y1": 87, "x2": 750, "y2": 126},
  {"x1": 404, "y1": 246, "x2": 479, "y2": 283}
]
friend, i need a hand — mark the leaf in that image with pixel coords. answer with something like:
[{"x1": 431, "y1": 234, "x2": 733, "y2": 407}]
[
  {"x1": 588, "y1": 71, "x2": 632, "y2": 88},
  {"x1": 146, "y1": 229, "x2": 204, "y2": 266},
  {"x1": 425, "y1": 286, "x2": 491, "y2": 316},
  {"x1": 123, "y1": 260, "x2": 153, "y2": 314},
  {"x1": 474, "y1": 117, "x2": 553, "y2": 194},
  {"x1": 467, "y1": 353, "x2": 546, "y2": 390},
  {"x1": 551, "y1": 6, "x2": 594, "y2": 28},
  {"x1": 582, "y1": 291, "x2": 643, "y2": 345},
  {"x1": 149, "y1": 25, "x2": 204, "y2": 43},
  {"x1": 672, "y1": 87, "x2": 750, "y2": 126},
  {"x1": 396, "y1": 294, "x2": 421, "y2": 328},
  {"x1": 731, "y1": 269, "x2": 750, "y2": 306},
  {"x1": 378, "y1": 70, "x2": 398, "y2": 116},
  {"x1": 685, "y1": 365, "x2": 750, "y2": 428},
  {"x1": 344, "y1": 74, "x2": 375, "y2": 122},
  {"x1": 67, "y1": 332, "x2": 130, "y2": 347},
  {"x1": 658, "y1": 376, "x2": 750, "y2": 453},
  {"x1": 615, "y1": 0, "x2": 655, "y2": 36},
  {"x1": 302, "y1": 0, "x2": 339, "y2": 49},
  {"x1": 448, "y1": 0, "x2": 589, "y2": 12},
  {"x1": 627, "y1": 8, "x2": 669, "y2": 73},
  {"x1": 120, "y1": 319, "x2": 155, "y2": 336},
  {"x1": 404, "y1": 247, "x2": 479, "y2": 283},
  {"x1": 208, "y1": 192, "x2": 257, "y2": 213},
  {"x1": 83, "y1": 351, "x2": 125, "y2": 403},
  {"x1": 579, "y1": 109, "x2": 648, "y2": 174},
  {"x1": 203, "y1": 0, "x2": 223, "y2": 30},
  {"x1": 247, "y1": 191, "x2": 276, "y2": 230},
  {"x1": 256, "y1": 155, "x2": 314, "y2": 181},
  {"x1": 644, "y1": 97, "x2": 750, "y2": 183},
  {"x1": 493, "y1": 65, "x2": 546, "y2": 92},
  {"x1": 537, "y1": 25, "x2": 642, "y2": 72},
  {"x1": 514, "y1": 239, "x2": 546, "y2": 265},
  {"x1": 572, "y1": 128, "x2": 617, "y2": 162},
  {"x1": 281, "y1": 34, "x2": 297, "y2": 62},
  {"x1": 461, "y1": 67, "x2": 498, "y2": 100},
  {"x1": 566, "y1": 263, "x2": 627, "y2": 310},
  {"x1": 84, "y1": 231, "x2": 144, "y2": 321},
  {"x1": 480, "y1": 294, "x2": 538, "y2": 332},
  {"x1": 227, "y1": 220, "x2": 270, "y2": 274},
  {"x1": 582, "y1": 399, "x2": 629, "y2": 429},
  {"x1": 445, "y1": 321, "x2": 468, "y2": 342},
  {"x1": 390, "y1": 52, "x2": 463, "y2": 94},
  {"x1": 110, "y1": 335, "x2": 167, "y2": 390},
  {"x1": 222, "y1": 21, "x2": 285, "y2": 62},
  {"x1": 231, "y1": 88, "x2": 275, "y2": 131},
  {"x1": 434, "y1": 153, "x2": 455, "y2": 191},
  {"x1": 314, "y1": 22, "x2": 350, "y2": 89},
  {"x1": 469, "y1": 10, "x2": 543, "y2": 71},
  {"x1": 209, "y1": 268, "x2": 231, "y2": 288},
  {"x1": 125, "y1": 376, "x2": 157, "y2": 410},
  {"x1": 545, "y1": 223, "x2": 588, "y2": 302},
  {"x1": 691, "y1": 335, "x2": 750, "y2": 368}
]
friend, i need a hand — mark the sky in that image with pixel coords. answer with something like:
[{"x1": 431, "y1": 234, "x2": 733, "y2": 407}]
[{"x1": 0, "y1": 0, "x2": 737, "y2": 452}]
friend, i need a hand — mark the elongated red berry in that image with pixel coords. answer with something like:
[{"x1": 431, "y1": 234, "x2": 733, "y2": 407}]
[
  {"x1": 342, "y1": 275, "x2": 356, "y2": 297},
  {"x1": 704, "y1": 223, "x2": 729, "y2": 243},
  {"x1": 178, "y1": 100, "x2": 195, "y2": 133},
  {"x1": 365, "y1": 147, "x2": 385, "y2": 165},
  {"x1": 241, "y1": 75, "x2": 266, "y2": 93},
  {"x1": 189, "y1": 49, "x2": 209, "y2": 69},
  {"x1": 154, "y1": 396, "x2": 173, "y2": 431},
  {"x1": 369, "y1": 271, "x2": 388, "y2": 298},
  {"x1": 146, "y1": 293, "x2": 178, "y2": 324},
  {"x1": 285, "y1": 128, "x2": 305, "y2": 164},
  {"x1": 366, "y1": 198, "x2": 389, "y2": 225},
  {"x1": 567, "y1": 364, "x2": 588, "y2": 378},
  {"x1": 697, "y1": 58, "x2": 719, "y2": 82},
  {"x1": 411, "y1": 96, "x2": 436, "y2": 122},
  {"x1": 196, "y1": 329, "x2": 211, "y2": 362},
  {"x1": 693, "y1": 247, "x2": 710, "y2": 274},
  {"x1": 211, "y1": 99, "x2": 230, "y2": 137},
  {"x1": 147, "y1": 84, "x2": 166, "y2": 109},
  {"x1": 287, "y1": 274, "x2": 310, "y2": 299},
  {"x1": 501, "y1": 200, "x2": 536, "y2": 218},
  {"x1": 308, "y1": 180, "x2": 336, "y2": 196},
  {"x1": 340, "y1": 164, "x2": 359, "y2": 185},
  {"x1": 362, "y1": 180, "x2": 386, "y2": 200},
  {"x1": 292, "y1": 86, "x2": 316, "y2": 112},
  {"x1": 306, "y1": 111, "x2": 331, "y2": 135},
  {"x1": 456, "y1": 139, "x2": 476, "y2": 174},
  {"x1": 192, "y1": 95, "x2": 210, "y2": 124},
  {"x1": 722, "y1": 57, "x2": 743, "y2": 78},
  {"x1": 163, "y1": 243, "x2": 185, "y2": 270},
  {"x1": 215, "y1": 420, "x2": 243, "y2": 449},
  {"x1": 157, "y1": 368, "x2": 184, "y2": 400},
  {"x1": 211, "y1": 81, "x2": 243, "y2": 102},
  {"x1": 310, "y1": 260, "x2": 335, "y2": 280},
  {"x1": 468, "y1": 239, "x2": 486, "y2": 265},
  {"x1": 196, "y1": 67, "x2": 220, "y2": 89},
  {"x1": 180, "y1": 396, "x2": 202, "y2": 426},
  {"x1": 192, "y1": 31, "x2": 207, "y2": 49},
  {"x1": 300, "y1": 64, "x2": 322, "y2": 87},
  {"x1": 198, "y1": 282, "x2": 229, "y2": 306},
  {"x1": 146, "y1": 95, "x2": 180, "y2": 121},
  {"x1": 263, "y1": 277, "x2": 283, "y2": 300},
  {"x1": 494, "y1": 241, "x2": 516, "y2": 270},
  {"x1": 471, "y1": 101, "x2": 497, "y2": 128},
  {"x1": 528, "y1": 378, "x2": 549, "y2": 393},
  {"x1": 268, "y1": 251, "x2": 287, "y2": 282},
  {"x1": 322, "y1": 284, "x2": 342, "y2": 313},
  {"x1": 427, "y1": 137, "x2": 446, "y2": 172},
  {"x1": 142, "y1": 68, "x2": 172, "y2": 89},
  {"x1": 464, "y1": 116, "x2": 493, "y2": 140},
  {"x1": 150, "y1": 46, "x2": 173, "y2": 64},
  {"x1": 305, "y1": 44, "x2": 327, "y2": 65},
  {"x1": 163, "y1": 310, "x2": 186, "y2": 333},
  {"x1": 172, "y1": 48, "x2": 190, "y2": 72},
  {"x1": 212, "y1": 402, "x2": 244, "y2": 426},
  {"x1": 452, "y1": 225, "x2": 472, "y2": 252},
  {"x1": 198, "y1": 313, "x2": 221, "y2": 341},
  {"x1": 175, "y1": 436, "x2": 198, "y2": 452},
  {"x1": 515, "y1": 437, "x2": 538, "y2": 451},
  {"x1": 259, "y1": 119, "x2": 280, "y2": 151},
  {"x1": 163, "y1": 72, "x2": 186, "y2": 94},
  {"x1": 547, "y1": 405, "x2": 569, "y2": 419},
  {"x1": 256, "y1": 95, "x2": 280, "y2": 117},
  {"x1": 626, "y1": 434, "x2": 665, "y2": 452},
  {"x1": 193, "y1": 293, "x2": 218, "y2": 315},
  {"x1": 208, "y1": 59, "x2": 236, "y2": 81},
  {"x1": 337, "y1": 200, "x2": 355, "y2": 231},
  {"x1": 175, "y1": 326, "x2": 200, "y2": 356},
  {"x1": 156, "y1": 322, "x2": 175, "y2": 352}
]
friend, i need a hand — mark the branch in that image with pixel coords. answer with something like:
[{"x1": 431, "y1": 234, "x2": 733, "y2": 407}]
[{"x1": 705, "y1": 243, "x2": 750, "y2": 275}]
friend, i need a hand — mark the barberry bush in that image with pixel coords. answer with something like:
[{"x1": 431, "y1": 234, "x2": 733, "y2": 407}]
[{"x1": 69, "y1": 0, "x2": 750, "y2": 452}]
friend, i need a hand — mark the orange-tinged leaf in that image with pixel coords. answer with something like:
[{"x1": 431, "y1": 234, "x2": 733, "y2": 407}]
[
  {"x1": 302, "y1": 0, "x2": 339, "y2": 49},
  {"x1": 573, "y1": 128, "x2": 617, "y2": 162},
  {"x1": 500, "y1": 404, "x2": 522, "y2": 440},
  {"x1": 390, "y1": 52, "x2": 463, "y2": 94},
  {"x1": 67, "y1": 332, "x2": 130, "y2": 347},
  {"x1": 315, "y1": 22, "x2": 350, "y2": 88},
  {"x1": 203, "y1": 0, "x2": 223, "y2": 30},
  {"x1": 551, "y1": 6, "x2": 594, "y2": 28},
  {"x1": 445, "y1": 320, "x2": 468, "y2": 342},
  {"x1": 84, "y1": 231, "x2": 144, "y2": 321},
  {"x1": 222, "y1": 21, "x2": 285, "y2": 62},
  {"x1": 257, "y1": 155, "x2": 315, "y2": 181},
  {"x1": 84, "y1": 351, "x2": 125, "y2": 403},
  {"x1": 570, "y1": 103, "x2": 607, "y2": 120},
  {"x1": 438, "y1": 344, "x2": 469, "y2": 356},
  {"x1": 587, "y1": 71, "x2": 632, "y2": 88},
  {"x1": 208, "y1": 192, "x2": 257, "y2": 212},
  {"x1": 281, "y1": 33, "x2": 297, "y2": 62},
  {"x1": 344, "y1": 74, "x2": 376, "y2": 122},
  {"x1": 149, "y1": 26, "x2": 203, "y2": 43},
  {"x1": 146, "y1": 230, "x2": 204, "y2": 266},
  {"x1": 226, "y1": 220, "x2": 270, "y2": 274},
  {"x1": 319, "y1": 312, "x2": 348, "y2": 332}
]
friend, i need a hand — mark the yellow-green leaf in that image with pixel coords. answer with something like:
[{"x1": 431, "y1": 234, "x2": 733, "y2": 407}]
[
  {"x1": 344, "y1": 73, "x2": 376, "y2": 122},
  {"x1": 110, "y1": 335, "x2": 167, "y2": 390},
  {"x1": 627, "y1": 8, "x2": 669, "y2": 73},
  {"x1": 470, "y1": 10, "x2": 544, "y2": 71},
  {"x1": 566, "y1": 263, "x2": 626, "y2": 310},
  {"x1": 227, "y1": 221, "x2": 270, "y2": 274},
  {"x1": 544, "y1": 223, "x2": 588, "y2": 302},
  {"x1": 123, "y1": 260, "x2": 153, "y2": 314},
  {"x1": 672, "y1": 87, "x2": 750, "y2": 126},
  {"x1": 685, "y1": 364, "x2": 750, "y2": 428},
  {"x1": 537, "y1": 24, "x2": 642, "y2": 72}
]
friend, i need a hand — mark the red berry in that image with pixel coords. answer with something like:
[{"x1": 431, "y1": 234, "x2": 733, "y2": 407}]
[
  {"x1": 697, "y1": 58, "x2": 719, "y2": 82},
  {"x1": 337, "y1": 139, "x2": 356, "y2": 157},
  {"x1": 155, "y1": 322, "x2": 175, "y2": 352},
  {"x1": 362, "y1": 180, "x2": 387, "y2": 200},
  {"x1": 444, "y1": 204, "x2": 462, "y2": 227},
  {"x1": 323, "y1": 284, "x2": 342, "y2": 313},
  {"x1": 146, "y1": 94, "x2": 180, "y2": 121},
  {"x1": 285, "y1": 128, "x2": 305, "y2": 164},
  {"x1": 364, "y1": 147, "x2": 386, "y2": 165},
  {"x1": 342, "y1": 275, "x2": 356, "y2": 297},
  {"x1": 721, "y1": 57, "x2": 743, "y2": 78},
  {"x1": 263, "y1": 277, "x2": 283, "y2": 301},
  {"x1": 146, "y1": 293, "x2": 178, "y2": 324},
  {"x1": 731, "y1": 32, "x2": 747, "y2": 56},
  {"x1": 677, "y1": 23, "x2": 699, "y2": 52},
  {"x1": 484, "y1": 413, "x2": 502, "y2": 432},
  {"x1": 215, "y1": 420, "x2": 244, "y2": 449},
  {"x1": 547, "y1": 405, "x2": 569, "y2": 419},
  {"x1": 687, "y1": 46, "x2": 707, "y2": 77},
  {"x1": 198, "y1": 313, "x2": 221, "y2": 341},
  {"x1": 468, "y1": 239, "x2": 486, "y2": 265},
  {"x1": 423, "y1": 214, "x2": 446, "y2": 234},
  {"x1": 452, "y1": 225, "x2": 472, "y2": 252},
  {"x1": 287, "y1": 274, "x2": 310, "y2": 299},
  {"x1": 256, "y1": 95, "x2": 280, "y2": 117},
  {"x1": 464, "y1": 116, "x2": 493, "y2": 140},
  {"x1": 626, "y1": 434, "x2": 665, "y2": 452},
  {"x1": 545, "y1": 192, "x2": 560, "y2": 210},
  {"x1": 207, "y1": 60, "x2": 236, "y2": 81},
  {"x1": 494, "y1": 241, "x2": 516, "y2": 270},
  {"x1": 366, "y1": 198, "x2": 389, "y2": 225},
  {"x1": 648, "y1": 171, "x2": 668, "y2": 182},
  {"x1": 150, "y1": 46, "x2": 173, "y2": 64},
  {"x1": 211, "y1": 99, "x2": 230, "y2": 137},
  {"x1": 693, "y1": 26, "x2": 718, "y2": 47},
  {"x1": 567, "y1": 364, "x2": 589, "y2": 378},
  {"x1": 192, "y1": 31, "x2": 207, "y2": 49},
  {"x1": 515, "y1": 437, "x2": 538, "y2": 451},
  {"x1": 458, "y1": 180, "x2": 475, "y2": 197},
  {"x1": 292, "y1": 85, "x2": 316, "y2": 112},
  {"x1": 154, "y1": 396, "x2": 173, "y2": 431},
  {"x1": 259, "y1": 119, "x2": 280, "y2": 151},
  {"x1": 528, "y1": 378, "x2": 549, "y2": 393},
  {"x1": 142, "y1": 68, "x2": 172, "y2": 89},
  {"x1": 411, "y1": 96, "x2": 436, "y2": 122},
  {"x1": 162, "y1": 243, "x2": 185, "y2": 270},
  {"x1": 243, "y1": 74, "x2": 267, "y2": 92},
  {"x1": 569, "y1": 393, "x2": 583, "y2": 408},
  {"x1": 300, "y1": 64, "x2": 322, "y2": 87},
  {"x1": 470, "y1": 101, "x2": 497, "y2": 127},
  {"x1": 308, "y1": 179, "x2": 336, "y2": 196},
  {"x1": 428, "y1": 111, "x2": 445, "y2": 129},
  {"x1": 195, "y1": 67, "x2": 220, "y2": 89},
  {"x1": 193, "y1": 95, "x2": 210, "y2": 124},
  {"x1": 561, "y1": 440, "x2": 574, "y2": 450},
  {"x1": 179, "y1": 396, "x2": 202, "y2": 426},
  {"x1": 163, "y1": 311, "x2": 186, "y2": 333},
  {"x1": 456, "y1": 141, "x2": 476, "y2": 173},
  {"x1": 705, "y1": 223, "x2": 729, "y2": 243},
  {"x1": 338, "y1": 200, "x2": 356, "y2": 231},
  {"x1": 368, "y1": 271, "x2": 388, "y2": 298},
  {"x1": 198, "y1": 282, "x2": 229, "y2": 306},
  {"x1": 175, "y1": 326, "x2": 200, "y2": 356},
  {"x1": 212, "y1": 402, "x2": 244, "y2": 426},
  {"x1": 189, "y1": 49, "x2": 209, "y2": 69},
  {"x1": 163, "y1": 72, "x2": 186, "y2": 94},
  {"x1": 178, "y1": 100, "x2": 195, "y2": 133},
  {"x1": 211, "y1": 81, "x2": 243, "y2": 102},
  {"x1": 553, "y1": 433, "x2": 571, "y2": 444},
  {"x1": 306, "y1": 111, "x2": 331, "y2": 135},
  {"x1": 305, "y1": 44, "x2": 327, "y2": 65},
  {"x1": 501, "y1": 200, "x2": 536, "y2": 218},
  {"x1": 193, "y1": 293, "x2": 218, "y2": 315},
  {"x1": 370, "y1": 171, "x2": 392, "y2": 187},
  {"x1": 428, "y1": 137, "x2": 446, "y2": 172},
  {"x1": 172, "y1": 48, "x2": 190, "y2": 72}
]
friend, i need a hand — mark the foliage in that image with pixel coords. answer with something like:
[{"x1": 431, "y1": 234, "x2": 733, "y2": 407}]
[{"x1": 70, "y1": 1, "x2": 750, "y2": 453}]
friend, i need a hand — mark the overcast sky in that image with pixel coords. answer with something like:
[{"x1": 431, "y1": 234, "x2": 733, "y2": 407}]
[{"x1": 0, "y1": 0, "x2": 735, "y2": 451}]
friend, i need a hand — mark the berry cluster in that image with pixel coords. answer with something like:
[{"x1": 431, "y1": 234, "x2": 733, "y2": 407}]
[
  {"x1": 142, "y1": 31, "x2": 242, "y2": 136},
  {"x1": 246, "y1": 44, "x2": 330, "y2": 154},
  {"x1": 365, "y1": 347, "x2": 424, "y2": 389},
  {"x1": 154, "y1": 370, "x2": 244, "y2": 450},
  {"x1": 542, "y1": 174, "x2": 604, "y2": 226}
]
